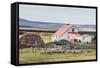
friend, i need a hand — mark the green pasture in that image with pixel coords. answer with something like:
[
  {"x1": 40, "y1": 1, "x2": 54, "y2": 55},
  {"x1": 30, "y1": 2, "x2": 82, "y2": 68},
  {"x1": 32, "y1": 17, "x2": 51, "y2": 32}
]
[{"x1": 41, "y1": 34, "x2": 52, "y2": 44}]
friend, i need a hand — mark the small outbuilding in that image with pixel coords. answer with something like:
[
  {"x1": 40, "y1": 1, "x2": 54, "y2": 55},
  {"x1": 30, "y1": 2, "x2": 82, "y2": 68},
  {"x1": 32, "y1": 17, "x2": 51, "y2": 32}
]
[{"x1": 79, "y1": 35, "x2": 92, "y2": 43}]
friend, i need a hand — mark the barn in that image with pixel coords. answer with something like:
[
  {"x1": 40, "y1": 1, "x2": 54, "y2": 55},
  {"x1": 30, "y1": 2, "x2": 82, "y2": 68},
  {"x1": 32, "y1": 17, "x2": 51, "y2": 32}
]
[
  {"x1": 52, "y1": 24, "x2": 92, "y2": 43},
  {"x1": 52, "y1": 24, "x2": 79, "y2": 41}
]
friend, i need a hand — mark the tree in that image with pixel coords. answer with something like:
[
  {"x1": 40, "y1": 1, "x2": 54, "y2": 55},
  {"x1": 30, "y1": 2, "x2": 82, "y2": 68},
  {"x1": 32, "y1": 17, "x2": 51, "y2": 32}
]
[{"x1": 54, "y1": 39, "x2": 69, "y2": 45}]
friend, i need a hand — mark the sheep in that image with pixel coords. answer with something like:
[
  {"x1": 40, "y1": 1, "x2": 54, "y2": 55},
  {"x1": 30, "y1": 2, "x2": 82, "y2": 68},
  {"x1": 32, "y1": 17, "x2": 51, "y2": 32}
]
[{"x1": 66, "y1": 49, "x2": 84, "y2": 54}]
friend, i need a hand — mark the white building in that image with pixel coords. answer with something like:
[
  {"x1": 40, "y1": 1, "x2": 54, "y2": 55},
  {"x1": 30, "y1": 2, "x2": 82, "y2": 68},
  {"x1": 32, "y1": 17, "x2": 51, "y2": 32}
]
[
  {"x1": 52, "y1": 24, "x2": 79, "y2": 42},
  {"x1": 52, "y1": 24, "x2": 92, "y2": 43},
  {"x1": 79, "y1": 35, "x2": 92, "y2": 43}
]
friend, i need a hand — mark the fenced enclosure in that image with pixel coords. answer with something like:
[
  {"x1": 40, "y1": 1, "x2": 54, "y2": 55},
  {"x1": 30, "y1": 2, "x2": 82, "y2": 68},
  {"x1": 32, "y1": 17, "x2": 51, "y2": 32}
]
[{"x1": 19, "y1": 43, "x2": 96, "y2": 64}]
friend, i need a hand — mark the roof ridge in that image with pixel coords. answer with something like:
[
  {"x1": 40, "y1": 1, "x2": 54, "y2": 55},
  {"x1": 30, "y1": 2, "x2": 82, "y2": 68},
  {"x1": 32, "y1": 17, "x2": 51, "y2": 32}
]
[{"x1": 53, "y1": 24, "x2": 73, "y2": 36}]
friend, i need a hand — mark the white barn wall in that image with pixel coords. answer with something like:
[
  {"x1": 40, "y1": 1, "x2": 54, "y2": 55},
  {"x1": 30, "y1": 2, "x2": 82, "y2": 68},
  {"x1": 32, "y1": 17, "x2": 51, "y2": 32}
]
[
  {"x1": 82, "y1": 36, "x2": 92, "y2": 43},
  {"x1": 52, "y1": 32, "x2": 68, "y2": 41},
  {"x1": 60, "y1": 32, "x2": 68, "y2": 40},
  {"x1": 77, "y1": 35, "x2": 92, "y2": 43}
]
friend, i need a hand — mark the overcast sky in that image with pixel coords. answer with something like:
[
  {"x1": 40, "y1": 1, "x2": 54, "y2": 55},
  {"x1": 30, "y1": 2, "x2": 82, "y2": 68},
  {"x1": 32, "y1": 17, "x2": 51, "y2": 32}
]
[{"x1": 19, "y1": 4, "x2": 96, "y2": 25}]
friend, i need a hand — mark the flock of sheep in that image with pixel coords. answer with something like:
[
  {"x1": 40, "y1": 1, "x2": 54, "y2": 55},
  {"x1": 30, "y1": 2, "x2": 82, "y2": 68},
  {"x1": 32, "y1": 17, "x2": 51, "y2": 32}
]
[{"x1": 40, "y1": 47, "x2": 85, "y2": 55}]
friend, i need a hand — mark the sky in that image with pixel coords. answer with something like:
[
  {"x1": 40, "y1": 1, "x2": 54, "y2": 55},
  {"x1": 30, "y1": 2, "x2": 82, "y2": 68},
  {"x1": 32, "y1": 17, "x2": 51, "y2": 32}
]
[{"x1": 19, "y1": 4, "x2": 96, "y2": 25}]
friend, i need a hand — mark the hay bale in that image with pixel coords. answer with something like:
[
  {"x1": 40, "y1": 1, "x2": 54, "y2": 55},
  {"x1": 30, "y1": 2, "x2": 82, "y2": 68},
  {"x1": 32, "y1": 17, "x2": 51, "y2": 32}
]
[{"x1": 19, "y1": 32, "x2": 45, "y2": 49}]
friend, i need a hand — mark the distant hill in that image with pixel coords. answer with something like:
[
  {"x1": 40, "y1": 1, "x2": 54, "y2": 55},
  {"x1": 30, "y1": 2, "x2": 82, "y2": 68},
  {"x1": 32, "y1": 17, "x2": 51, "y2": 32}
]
[
  {"x1": 76, "y1": 25, "x2": 96, "y2": 29},
  {"x1": 19, "y1": 18, "x2": 96, "y2": 31},
  {"x1": 19, "y1": 18, "x2": 63, "y2": 31}
]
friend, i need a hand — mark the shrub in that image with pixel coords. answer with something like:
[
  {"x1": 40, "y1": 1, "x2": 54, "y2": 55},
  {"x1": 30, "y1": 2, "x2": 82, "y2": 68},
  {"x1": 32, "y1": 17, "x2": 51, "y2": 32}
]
[
  {"x1": 45, "y1": 42, "x2": 56, "y2": 48},
  {"x1": 54, "y1": 39, "x2": 69, "y2": 45}
]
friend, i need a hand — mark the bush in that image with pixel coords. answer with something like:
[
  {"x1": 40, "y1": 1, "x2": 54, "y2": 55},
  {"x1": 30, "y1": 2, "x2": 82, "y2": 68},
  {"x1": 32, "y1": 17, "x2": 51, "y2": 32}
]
[
  {"x1": 54, "y1": 39, "x2": 69, "y2": 45},
  {"x1": 45, "y1": 42, "x2": 56, "y2": 48}
]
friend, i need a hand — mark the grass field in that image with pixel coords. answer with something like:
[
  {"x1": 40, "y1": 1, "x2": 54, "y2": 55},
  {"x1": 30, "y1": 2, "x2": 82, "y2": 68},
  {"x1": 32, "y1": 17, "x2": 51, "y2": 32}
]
[
  {"x1": 41, "y1": 35, "x2": 51, "y2": 43},
  {"x1": 19, "y1": 32, "x2": 96, "y2": 64},
  {"x1": 19, "y1": 48, "x2": 96, "y2": 64}
]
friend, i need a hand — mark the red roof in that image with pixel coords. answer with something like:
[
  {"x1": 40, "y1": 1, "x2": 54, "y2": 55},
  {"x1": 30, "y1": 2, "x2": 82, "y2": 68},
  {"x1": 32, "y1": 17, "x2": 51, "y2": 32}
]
[
  {"x1": 68, "y1": 32, "x2": 80, "y2": 39},
  {"x1": 53, "y1": 24, "x2": 73, "y2": 36}
]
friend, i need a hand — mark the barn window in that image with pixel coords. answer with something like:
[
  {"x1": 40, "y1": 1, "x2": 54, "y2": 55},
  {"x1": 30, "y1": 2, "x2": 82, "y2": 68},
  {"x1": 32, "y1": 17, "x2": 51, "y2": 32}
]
[
  {"x1": 74, "y1": 39, "x2": 77, "y2": 42},
  {"x1": 87, "y1": 41, "x2": 89, "y2": 44},
  {"x1": 55, "y1": 36, "x2": 57, "y2": 38},
  {"x1": 79, "y1": 40, "x2": 81, "y2": 43},
  {"x1": 72, "y1": 28, "x2": 75, "y2": 32}
]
